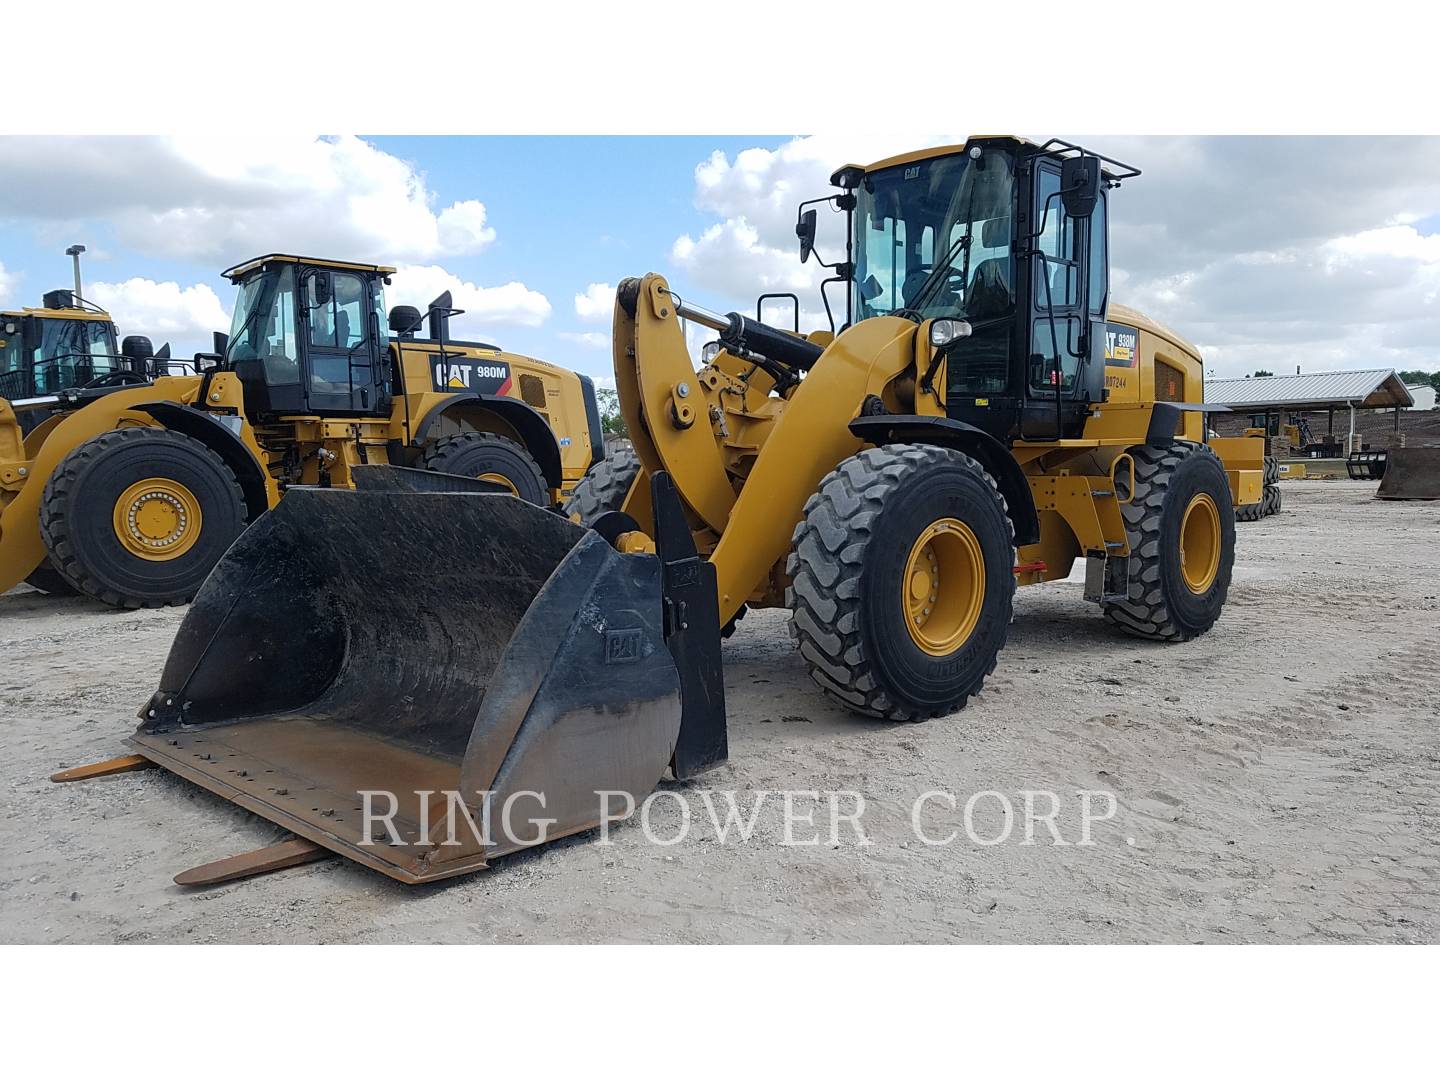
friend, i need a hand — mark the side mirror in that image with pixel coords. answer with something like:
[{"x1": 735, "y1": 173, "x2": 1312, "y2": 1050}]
[
  {"x1": 859, "y1": 274, "x2": 883, "y2": 302},
  {"x1": 1060, "y1": 155, "x2": 1102, "y2": 218},
  {"x1": 156, "y1": 342, "x2": 172, "y2": 360},
  {"x1": 796, "y1": 209, "x2": 817, "y2": 264},
  {"x1": 212, "y1": 331, "x2": 230, "y2": 356},
  {"x1": 428, "y1": 289, "x2": 453, "y2": 314},
  {"x1": 311, "y1": 271, "x2": 332, "y2": 306}
]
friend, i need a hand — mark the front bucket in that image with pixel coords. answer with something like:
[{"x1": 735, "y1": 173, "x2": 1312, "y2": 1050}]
[
  {"x1": 128, "y1": 484, "x2": 683, "y2": 883},
  {"x1": 1376, "y1": 447, "x2": 1440, "y2": 500}
]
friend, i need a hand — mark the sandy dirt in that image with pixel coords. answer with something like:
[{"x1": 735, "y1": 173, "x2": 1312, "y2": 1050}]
[{"x1": 2, "y1": 479, "x2": 1437, "y2": 943}]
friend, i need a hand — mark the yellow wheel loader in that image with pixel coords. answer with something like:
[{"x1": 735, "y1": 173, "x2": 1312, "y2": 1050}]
[
  {"x1": 60, "y1": 139, "x2": 1264, "y2": 886},
  {"x1": 1, "y1": 289, "x2": 190, "y2": 593},
  {"x1": 1, "y1": 254, "x2": 606, "y2": 608}
]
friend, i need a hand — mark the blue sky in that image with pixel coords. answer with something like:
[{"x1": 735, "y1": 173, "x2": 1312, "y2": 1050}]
[{"x1": 2, "y1": 135, "x2": 1437, "y2": 381}]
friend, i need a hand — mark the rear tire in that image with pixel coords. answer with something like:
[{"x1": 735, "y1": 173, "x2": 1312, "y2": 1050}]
[
  {"x1": 562, "y1": 443, "x2": 640, "y2": 524},
  {"x1": 1261, "y1": 483, "x2": 1282, "y2": 516},
  {"x1": 1235, "y1": 496, "x2": 1264, "y2": 522},
  {"x1": 420, "y1": 432, "x2": 547, "y2": 504},
  {"x1": 25, "y1": 560, "x2": 77, "y2": 597},
  {"x1": 786, "y1": 444, "x2": 1016, "y2": 721},
  {"x1": 1102, "y1": 442, "x2": 1234, "y2": 641},
  {"x1": 39, "y1": 427, "x2": 249, "y2": 609}
]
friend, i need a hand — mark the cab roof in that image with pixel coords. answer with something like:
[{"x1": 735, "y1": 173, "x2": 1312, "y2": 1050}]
[
  {"x1": 838, "y1": 136, "x2": 1137, "y2": 184},
  {"x1": 222, "y1": 254, "x2": 398, "y2": 281},
  {"x1": 854, "y1": 136, "x2": 1039, "y2": 175},
  {"x1": 1, "y1": 307, "x2": 114, "y2": 322}
]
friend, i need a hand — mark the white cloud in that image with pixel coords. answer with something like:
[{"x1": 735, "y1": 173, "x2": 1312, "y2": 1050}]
[
  {"x1": 87, "y1": 278, "x2": 230, "y2": 340},
  {"x1": 574, "y1": 282, "x2": 616, "y2": 322},
  {"x1": 0, "y1": 261, "x2": 17, "y2": 306},
  {"x1": 0, "y1": 136, "x2": 500, "y2": 266},
  {"x1": 558, "y1": 331, "x2": 608, "y2": 349},
  {"x1": 671, "y1": 135, "x2": 945, "y2": 329},
  {"x1": 389, "y1": 264, "x2": 551, "y2": 337}
]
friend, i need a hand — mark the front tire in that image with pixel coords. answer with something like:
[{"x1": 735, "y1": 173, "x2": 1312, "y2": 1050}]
[
  {"x1": 1103, "y1": 442, "x2": 1235, "y2": 641},
  {"x1": 39, "y1": 428, "x2": 249, "y2": 609},
  {"x1": 25, "y1": 559, "x2": 78, "y2": 597},
  {"x1": 562, "y1": 443, "x2": 640, "y2": 524},
  {"x1": 420, "y1": 432, "x2": 548, "y2": 504},
  {"x1": 786, "y1": 445, "x2": 1016, "y2": 721}
]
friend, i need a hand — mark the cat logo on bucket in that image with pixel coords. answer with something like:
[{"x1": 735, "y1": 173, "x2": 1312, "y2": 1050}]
[{"x1": 431, "y1": 357, "x2": 512, "y2": 395}]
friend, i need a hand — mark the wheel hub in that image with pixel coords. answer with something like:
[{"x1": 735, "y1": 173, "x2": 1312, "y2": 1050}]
[
  {"x1": 1179, "y1": 492, "x2": 1220, "y2": 594},
  {"x1": 113, "y1": 479, "x2": 203, "y2": 561},
  {"x1": 478, "y1": 471, "x2": 520, "y2": 496},
  {"x1": 903, "y1": 517, "x2": 986, "y2": 656}
]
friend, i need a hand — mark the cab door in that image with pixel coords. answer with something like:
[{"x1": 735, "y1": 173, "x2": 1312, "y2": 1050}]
[
  {"x1": 1020, "y1": 161, "x2": 1108, "y2": 439},
  {"x1": 299, "y1": 268, "x2": 388, "y2": 415}
]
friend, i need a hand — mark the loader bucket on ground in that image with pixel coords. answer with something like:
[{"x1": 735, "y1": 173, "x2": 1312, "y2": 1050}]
[
  {"x1": 125, "y1": 477, "x2": 696, "y2": 884},
  {"x1": 1376, "y1": 447, "x2": 1440, "y2": 500}
]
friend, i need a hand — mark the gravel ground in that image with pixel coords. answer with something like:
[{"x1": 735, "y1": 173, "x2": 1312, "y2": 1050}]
[{"x1": 2, "y1": 479, "x2": 1437, "y2": 943}]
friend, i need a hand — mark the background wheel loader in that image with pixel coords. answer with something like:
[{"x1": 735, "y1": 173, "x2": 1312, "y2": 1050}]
[
  {"x1": 61, "y1": 138, "x2": 1265, "y2": 886},
  {"x1": 1, "y1": 254, "x2": 606, "y2": 608},
  {"x1": 2, "y1": 288, "x2": 196, "y2": 594}
]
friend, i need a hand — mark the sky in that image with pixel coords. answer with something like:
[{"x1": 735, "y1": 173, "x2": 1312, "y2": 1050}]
[{"x1": 1, "y1": 135, "x2": 1437, "y2": 383}]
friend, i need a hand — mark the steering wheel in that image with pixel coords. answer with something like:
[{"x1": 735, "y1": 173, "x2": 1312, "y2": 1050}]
[{"x1": 901, "y1": 267, "x2": 965, "y2": 309}]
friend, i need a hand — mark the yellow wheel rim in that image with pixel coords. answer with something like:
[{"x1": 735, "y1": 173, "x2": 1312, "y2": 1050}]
[
  {"x1": 1179, "y1": 492, "x2": 1221, "y2": 594},
  {"x1": 903, "y1": 517, "x2": 986, "y2": 656},
  {"x1": 478, "y1": 471, "x2": 519, "y2": 496},
  {"x1": 112, "y1": 478, "x2": 203, "y2": 562}
]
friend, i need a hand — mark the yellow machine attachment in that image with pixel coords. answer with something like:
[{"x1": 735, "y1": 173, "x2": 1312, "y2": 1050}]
[{"x1": 1, "y1": 255, "x2": 605, "y2": 608}]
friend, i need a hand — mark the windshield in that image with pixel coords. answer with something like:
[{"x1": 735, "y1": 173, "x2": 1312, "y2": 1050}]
[
  {"x1": 28, "y1": 317, "x2": 120, "y2": 392},
  {"x1": 853, "y1": 148, "x2": 1016, "y2": 322},
  {"x1": 227, "y1": 267, "x2": 299, "y2": 381}
]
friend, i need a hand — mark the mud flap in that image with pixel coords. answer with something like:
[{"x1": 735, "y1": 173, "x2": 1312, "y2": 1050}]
[{"x1": 125, "y1": 478, "x2": 704, "y2": 884}]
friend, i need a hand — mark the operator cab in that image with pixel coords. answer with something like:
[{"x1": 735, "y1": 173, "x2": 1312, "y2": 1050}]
[
  {"x1": 803, "y1": 137, "x2": 1138, "y2": 444},
  {"x1": 0, "y1": 292, "x2": 122, "y2": 400},
  {"x1": 222, "y1": 254, "x2": 393, "y2": 418}
]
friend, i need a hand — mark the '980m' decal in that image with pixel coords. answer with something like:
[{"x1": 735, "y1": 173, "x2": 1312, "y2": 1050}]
[{"x1": 431, "y1": 358, "x2": 512, "y2": 395}]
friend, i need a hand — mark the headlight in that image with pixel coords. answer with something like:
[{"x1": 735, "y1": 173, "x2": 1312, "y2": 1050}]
[
  {"x1": 929, "y1": 319, "x2": 972, "y2": 348},
  {"x1": 700, "y1": 341, "x2": 721, "y2": 364}
]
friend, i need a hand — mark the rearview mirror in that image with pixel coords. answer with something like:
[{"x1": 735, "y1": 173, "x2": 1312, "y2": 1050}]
[
  {"x1": 428, "y1": 290, "x2": 453, "y2": 313},
  {"x1": 1061, "y1": 155, "x2": 1102, "y2": 218},
  {"x1": 212, "y1": 331, "x2": 229, "y2": 356},
  {"x1": 796, "y1": 209, "x2": 817, "y2": 264},
  {"x1": 311, "y1": 271, "x2": 332, "y2": 306}
]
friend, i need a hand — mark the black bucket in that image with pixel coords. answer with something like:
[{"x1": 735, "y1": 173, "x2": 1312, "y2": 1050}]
[{"x1": 128, "y1": 482, "x2": 685, "y2": 883}]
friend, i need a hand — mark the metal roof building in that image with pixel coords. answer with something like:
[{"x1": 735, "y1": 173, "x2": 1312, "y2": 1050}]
[{"x1": 1207, "y1": 369, "x2": 1414, "y2": 411}]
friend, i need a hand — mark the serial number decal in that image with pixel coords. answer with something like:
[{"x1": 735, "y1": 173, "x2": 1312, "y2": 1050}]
[
  {"x1": 1104, "y1": 324, "x2": 1139, "y2": 368},
  {"x1": 431, "y1": 358, "x2": 512, "y2": 395}
]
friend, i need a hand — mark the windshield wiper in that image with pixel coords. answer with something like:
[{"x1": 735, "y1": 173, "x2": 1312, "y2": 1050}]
[{"x1": 892, "y1": 230, "x2": 972, "y2": 322}]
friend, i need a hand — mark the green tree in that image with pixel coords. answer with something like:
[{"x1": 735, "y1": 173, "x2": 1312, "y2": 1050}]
[
  {"x1": 1252, "y1": 369, "x2": 1274, "y2": 378},
  {"x1": 596, "y1": 387, "x2": 628, "y2": 439},
  {"x1": 1397, "y1": 369, "x2": 1440, "y2": 391}
]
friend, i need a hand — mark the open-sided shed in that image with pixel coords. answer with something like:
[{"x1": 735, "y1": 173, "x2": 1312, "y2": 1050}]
[{"x1": 1207, "y1": 369, "x2": 1416, "y2": 454}]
